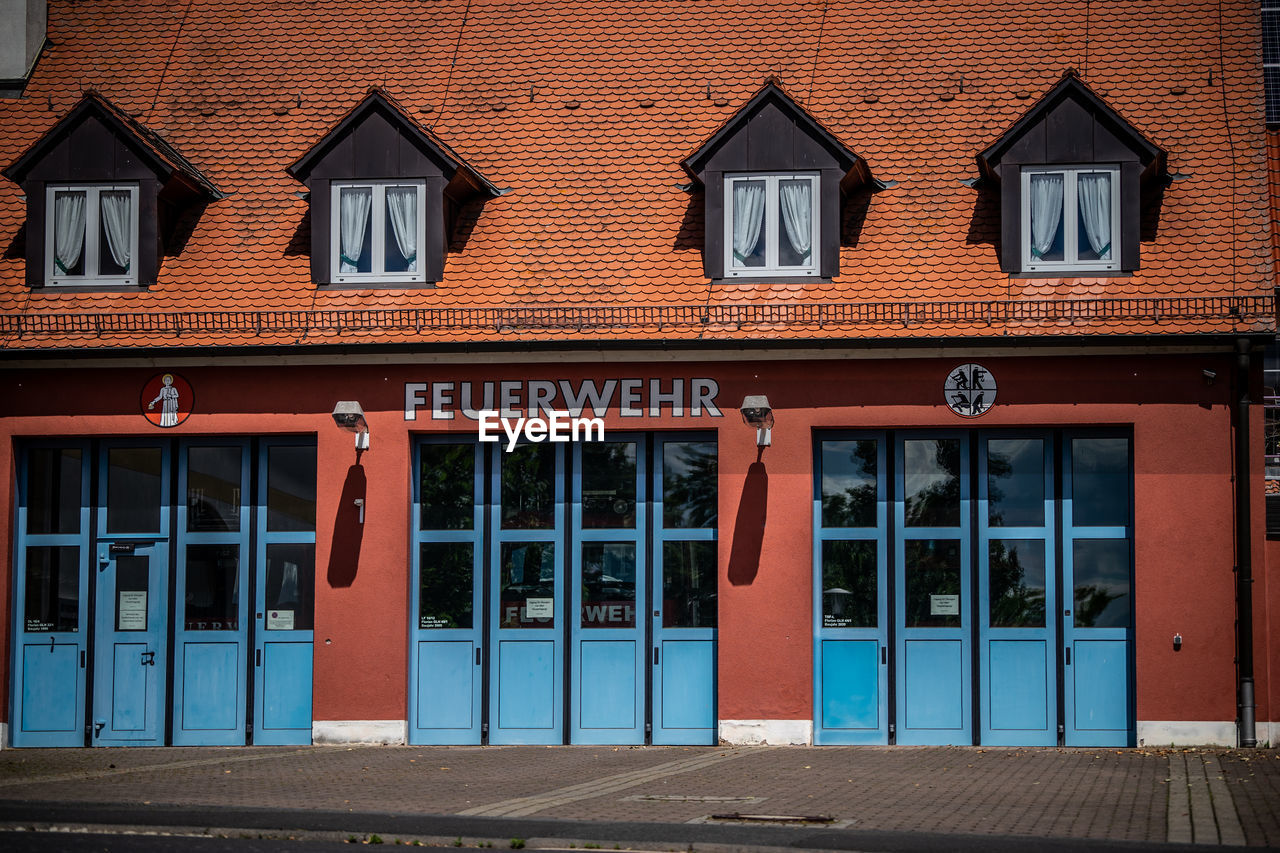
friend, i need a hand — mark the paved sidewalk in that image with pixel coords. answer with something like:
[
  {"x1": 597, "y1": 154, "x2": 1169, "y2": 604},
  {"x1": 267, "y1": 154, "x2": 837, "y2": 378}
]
[{"x1": 0, "y1": 744, "x2": 1277, "y2": 850}]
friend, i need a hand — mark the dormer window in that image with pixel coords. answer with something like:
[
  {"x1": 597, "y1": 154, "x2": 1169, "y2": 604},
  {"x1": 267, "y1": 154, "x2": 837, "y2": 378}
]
[
  {"x1": 682, "y1": 81, "x2": 873, "y2": 282},
  {"x1": 331, "y1": 181, "x2": 426, "y2": 283},
  {"x1": 1021, "y1": 166, "x2": 1120, "y2": 272},
  {"x1": 288, "y1": 89, "x2": 500, "y2": 287},
  {"x1": 725, "y1": 173, "x2": 818, "y2": 277},
  {"x1": 46, "y1": 184, "x2": 139, "y2": 285},
  {"x1": 976, "y1": 73, "x2": 1165, "y2": 276}
]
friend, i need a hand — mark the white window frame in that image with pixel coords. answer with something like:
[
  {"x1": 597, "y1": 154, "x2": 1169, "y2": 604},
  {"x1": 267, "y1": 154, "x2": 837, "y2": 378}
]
[
  {"x1": 330, "y1": 180, "x2": 427, "y2": 284},
  {"x1": 723, "y1": 172, "x2": 819, "y2": 277},
  {"x1": 44, "y1": 184, "x2": 139, "y2": 286},
  {"x1": 1020, "y1": 165, "x2": 1121, "y2": 273}
]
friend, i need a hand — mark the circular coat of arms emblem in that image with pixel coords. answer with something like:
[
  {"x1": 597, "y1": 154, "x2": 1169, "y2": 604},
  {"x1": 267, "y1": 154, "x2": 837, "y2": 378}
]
[
  {"x1": 140, "y1": 372, "x2": 193, "y2": 427},
  {"x1": 944, "y1": 363, "x2": 996, "y2": 418}
]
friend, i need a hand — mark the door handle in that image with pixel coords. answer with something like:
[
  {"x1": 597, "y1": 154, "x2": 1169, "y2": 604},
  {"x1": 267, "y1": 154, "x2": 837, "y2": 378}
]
[
  {"x1": 1065, "y1": 647, "x2": 1071, "y2": 666},
  {"x1": 80, "y1": 650, "x2": 86, "y2": 668},
  {"x1": 256, "y1": 649, "x2": 262, "y2": 667},
  {"x1": 475, "y1": 648, "x2": 481, "y2": 666},
  {"x1": 881, "y1": 646, "x2": 887, "y2": 665},
  {"x1": 141, "y1": 651, "x2": 155, "y2": 666},
  {"x1": 653, "y1": 647, "x2": 660, "y2": 666},
  {"x1": 94, "y1": 720, "x2": 106, "y2": 736}
]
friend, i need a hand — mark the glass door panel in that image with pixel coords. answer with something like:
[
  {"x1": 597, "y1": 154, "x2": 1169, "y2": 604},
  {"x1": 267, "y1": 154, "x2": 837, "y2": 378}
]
[{"x1": 813, "y1": 434, "x2": 888, "y2": 745}]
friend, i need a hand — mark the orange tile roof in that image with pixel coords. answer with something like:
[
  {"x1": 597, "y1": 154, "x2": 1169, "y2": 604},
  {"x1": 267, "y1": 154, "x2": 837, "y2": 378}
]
[{"x1": 0, "y1": 0, "x2": 1273, "y2": 350}]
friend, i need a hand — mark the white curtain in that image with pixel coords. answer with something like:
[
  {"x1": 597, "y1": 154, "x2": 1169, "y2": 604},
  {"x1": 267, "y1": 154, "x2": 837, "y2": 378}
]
[
  {"x1": 731, "y1": 182, "x2": 765, "y2": 264},
  {"x1": 339, "y1": 188, "x2": 373, "y2": 272},
  {"x1": 779, "y1": 180, "x2": 812, "y2": 260},
  {"x1": 386, "y1": 187, "x2": 418, "y2": 271},
  {"x1": 53, "y1": 192, "x2": 87, "y2": 274},
  {"x1": 1029, "y1": 173, "x2": 1064, "y2": 259},
  {"x1": 1077, "y1": 173, "x2": 1113, "y2": 259},
  {"x1": 100, "y1": 191, "x2": 132, "y2": 272}
]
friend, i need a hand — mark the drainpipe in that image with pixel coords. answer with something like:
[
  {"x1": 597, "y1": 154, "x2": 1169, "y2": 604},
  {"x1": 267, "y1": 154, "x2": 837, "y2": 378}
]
[{"x1": 1235, "y1": 337, "x2": 1257, "y2": 748}]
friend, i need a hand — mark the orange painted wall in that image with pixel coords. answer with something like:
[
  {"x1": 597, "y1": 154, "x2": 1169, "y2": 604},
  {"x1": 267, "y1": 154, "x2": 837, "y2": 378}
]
[{"x1": 0, "y1": 351, "x2": 1271, "y2": 730}]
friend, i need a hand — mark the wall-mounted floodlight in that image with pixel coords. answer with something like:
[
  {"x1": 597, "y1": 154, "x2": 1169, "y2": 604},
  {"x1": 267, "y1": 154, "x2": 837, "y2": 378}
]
[
  {"x1": 332, "y1": 401, "x2": 370, "y2": 450},
  {"x1": 740, "y1": 395, "x2": 774, "y2": 447}
]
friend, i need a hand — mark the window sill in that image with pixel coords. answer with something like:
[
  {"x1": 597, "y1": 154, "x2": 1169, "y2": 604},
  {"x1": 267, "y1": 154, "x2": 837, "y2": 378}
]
[
  {"x1": 713, "y1": 276, "x2": 831, "y2": 285},
  {"x1": 37, "y1": 282, "x2": 146, "y2": 292},
  {"x1": 1011, "y1": 270, "x2": 1132, "y2": 279},
  {"x1": 320, "y1": 280, "x2": 438, "y2": 290}
]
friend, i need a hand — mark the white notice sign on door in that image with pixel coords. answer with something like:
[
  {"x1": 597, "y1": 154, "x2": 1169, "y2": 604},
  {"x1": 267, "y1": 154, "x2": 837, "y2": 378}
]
[
  {"x1": 118, "y1": 590, "x2": 148, "y2": 630},
  {"x1": 525, "y1": 598, "x2": 554, "y2": 618},
  {"x1": 930, "y1": 594, "x2": 960, "y2": 616},
  {"x1": 267, "y1": 609, "x2": 295, "y2": 630}
]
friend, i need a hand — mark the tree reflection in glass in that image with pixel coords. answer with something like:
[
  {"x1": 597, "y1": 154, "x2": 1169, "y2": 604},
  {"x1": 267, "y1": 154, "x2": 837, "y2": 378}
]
[
  {"x1": 1073, "y1": 539, "x2": 1130, "y2": 627},
  {"x1": 662, "y1": 540, "x2": 716, "y2": 628},
  {"x1": 419, "y1": 542, "x2": 473, "y2": 629},
  {"x1": 581, "y1": 442, "x2": 637, "y2": 529},
  {"x1": 501, "y1": 444, "x2": 556, "y2": 529},
  {"x1": 821, "y1": 440, "x2": 877, "y2": 528},
  {"x1": 1072, "y1": 438, "x2": 1130, "y2": 527},
  {"x1": 499, "y1": 541, "x2": 555, "y2": 628},
  {"x1": 904, "y1": 440, "x2": 961, "y2": 527},
  {"x1": 420, "y1": 444, "x2": 475, "y2": 530},
  {"x1": 987, "y1": 439, "x2": 1044, "y2": 527},
  {"x1": 663, "y1": 442, "x2": 717, "y2": 528},
  {"x1": 821, "y1": 540, "x2": 876, "y2": 628},
  {"x1": 905, "y1": 539, "x2": 961, "y2": 627},
  {"x1": 988, "y1": 539, "x2": 1045, "y2": 627}
]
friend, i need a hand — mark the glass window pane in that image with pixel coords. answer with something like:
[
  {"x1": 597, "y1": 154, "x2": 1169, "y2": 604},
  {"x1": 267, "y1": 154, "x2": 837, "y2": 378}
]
[
  {"x1": 1073, "y1": 539, "x2": 1130, "y2": 628},
  {"x1": 988, "y1": 539, "x2": 1045, "y2": 628},
  {"x1": 730, "y1": 179, "x2": 767, "y2": 268},
  {"x1": 106, "y1": 447, "x2": 162, "y2": 533},
  {"x1": 98, "y1": 190, "x2": 132, "y2": 276},
  {"x1": 52, "y1": 190, "x2": 86, "y2": 277},
  {"x1": 1076, "y1": 173, "x2": 1112, "y2": 262},
  {"x1": 581, "y1": 442, "x2": 637, "y2": 529},
  {"x1": 904, "y1": 439, "x2": 961, "y2": 527},
  {"x1": 1029, "y1": 173, "x2": 1064, "y2": 262},
  {"x1": 264, "y1": 543, "x2": 315, "y2": 631},
  {"x1": 581, "y1": 542, "x2": 636, "y2": 628},
  {"x1": 499, "y1": 542, "x2": 556, "y2": 628},
  {"x1": 24, "y1": 545, "x2": 80, "y2": 632},
  {"x1": 186, "y1": 446, "x2": 242, "y2": 532},
  {"x1": 266, "y1": 445, "x2": 316, "y2": 532},
  {"x1": 662, "y1": 540, "x2": 717, "y2": 628},
  {"x1": 821, "y1": 539, "x2": 877, "y2": 628},
  {"x1": 115, "y1": 555, "x2": 149, "y2": 632},
  {"x1": 662, "y1": 441, "x2": 717, "y2": 528},
  {"x1": 338, "y1": 187, "x2": 373, "y2": 274},
  {"x1": 384, "y1": 186, "x2": 418, "y2": 273},
  {"x1": 777, "y1": 178, "x2": 813, "y2": 267},
  {"x1": 821, "y1": 439, "x2": 877, "y2": 528},
  {"x1": 419, "y1": 444, "x2": 475, "y2": 531},
  {"x1": 904, "y1": 539, "x2": 962, "y2": 628},
  {"x1": 987, "y1": 438, "x2": 1044, "y2": 527},
  {"x1": 184, "y1": 544, "x2": 239, "y2": 630},
  {"x1": 501, "y1": 444, "x2": 556, "y2": 529},
  {"x1": 419, "y1": 542, "x2": 474, "y2": 629},
  {"x1": 26, "y1": 447, "x2": 82, "y2": 535},
  {"x1": 1072, "y1": 438, "x2": 1129, "y2": 527}
]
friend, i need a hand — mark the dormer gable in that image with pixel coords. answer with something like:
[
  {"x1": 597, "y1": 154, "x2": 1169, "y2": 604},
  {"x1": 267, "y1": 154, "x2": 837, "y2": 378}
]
[
  {"x1": 682, "y1": 80, "x2": 873, "y2": 280},
  {"x1": 287, "y1": 88, "x2": 500, "y2": 286},
  {"x1": 2, "y1": 90, "x2": 221, "y2": 288},
  {"x1": 976, "y1": 72, "x2": 1166, "y2": 274}
]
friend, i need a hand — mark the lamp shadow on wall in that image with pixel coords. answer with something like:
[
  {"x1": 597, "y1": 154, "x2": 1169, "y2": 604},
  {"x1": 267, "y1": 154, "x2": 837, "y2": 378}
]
[
  {"x1": 727, "y1": 460, "x2": 767, "y2": 586},
  {"x1": 326, "y1": 463, "x2": 366, "y2": 588}
]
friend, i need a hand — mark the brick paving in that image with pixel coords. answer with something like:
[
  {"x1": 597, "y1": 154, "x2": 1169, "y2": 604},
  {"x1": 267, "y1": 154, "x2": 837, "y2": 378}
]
[{"x1": 1, "y1": 744, "x2": 1278, "y2": 847}]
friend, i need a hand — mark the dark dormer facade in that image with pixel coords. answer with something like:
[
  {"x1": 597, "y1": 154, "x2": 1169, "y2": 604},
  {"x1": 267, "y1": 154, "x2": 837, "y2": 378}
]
[
  {"x1": 978, "y1": 73, "x2": 1166, "y2": 275},
  {"x1": 2, "y1": 91, "x2": 221, "y2": 288},
  {"x1": 682, "y1": 81, "x2": 872, "y2": 281},
  {"x1": 287, "y1": 89, "x2": 500, "y2": 287}
]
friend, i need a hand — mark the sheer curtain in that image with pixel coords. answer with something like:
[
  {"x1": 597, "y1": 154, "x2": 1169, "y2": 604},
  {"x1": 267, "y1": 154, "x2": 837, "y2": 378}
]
[
  {"x1": 1077, "y1": 173, "x2": 1113, "y2": 259},
  {"x1": 386, "y1": 187, "x2": 418, "y2": 271},
  {"x1": 53, "y1": 192, "x2": 87, "y2": 274},
  {"x1": 100, "y1": 191, "x2": 132, "y2": 272},
  {"x1": 1029, "y1": 173, "x2": 1064, "y2": 259},
  {"x1": 339, "y1": 188, "x2": 373, "y2": 272},
  {"x1": 779, "y1": 180, "x2": 812, "y2": 260},
  {"x1": 731, "y1": 182, "x2": 765, "y2": 264}
]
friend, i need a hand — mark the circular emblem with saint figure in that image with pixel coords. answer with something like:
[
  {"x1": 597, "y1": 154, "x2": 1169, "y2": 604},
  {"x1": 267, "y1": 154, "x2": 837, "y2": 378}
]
[
  {"x1": 944, "y1": 363, "x2": 996, "y2": 418},
  {"x1": 140, "y1": 372, "x2": 193, "y2": 427}
]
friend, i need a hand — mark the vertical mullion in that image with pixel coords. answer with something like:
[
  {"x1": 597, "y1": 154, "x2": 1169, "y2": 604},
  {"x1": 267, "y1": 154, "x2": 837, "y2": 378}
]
[
  {"x1": 371, "y1": 185, "x2": 385, "y2": 276},
  {"x1": 84, "y1": 187, "x2": 100, "y2": 279},
  {"x1": 1064, "y1": 171, "x2": 1078, "y2": 265},
  {"x1": 766, "y1": 175, "x2": 778, "y2": 270}
]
